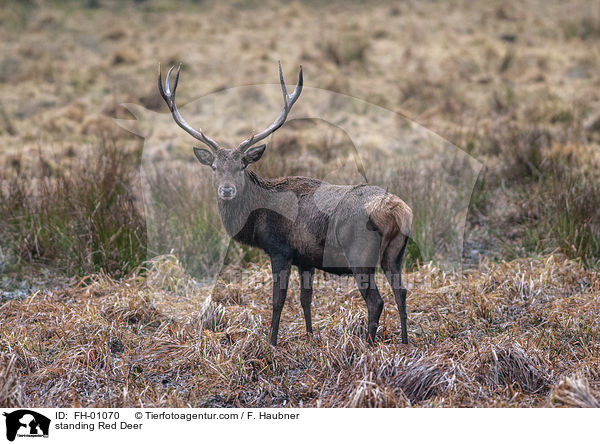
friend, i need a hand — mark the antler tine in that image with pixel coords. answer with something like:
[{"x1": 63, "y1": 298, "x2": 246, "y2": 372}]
[
  {"x1": 289, "y1": 64, "x2": 303, "y2": 108},
  {"x1": 237, "y1": 62, "x2": 304, "y2": 152},
  {"x1": 278, "y1": 61, "x2": 289, "y2": 107},
  {"x1": 158, "y1": 63, "x2": 220, "y2": 152},
  {"x1": 158, "y1": 64, "x2": 178, "y2": 109},
  {"x1": 158, "y1": 63, "x2": 166, "y2": 100},
  {"x1": 167, "y1": 64, "x2": 178, "y2": 97}
]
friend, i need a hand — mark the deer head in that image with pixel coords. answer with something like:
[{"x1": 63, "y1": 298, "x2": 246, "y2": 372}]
[{"x1": 159, "y1": 62, "x2": 303, "y2": 201}]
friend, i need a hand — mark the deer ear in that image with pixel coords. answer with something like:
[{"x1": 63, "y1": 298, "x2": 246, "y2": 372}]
[
  {"x1": 243, "y1": 144, "x2": 266, "y2": 167},
  {"x1": 193, "y1": 147, "x2": 215, "y2": 166}
]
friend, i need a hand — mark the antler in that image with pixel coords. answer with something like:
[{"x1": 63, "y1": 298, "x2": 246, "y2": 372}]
[
  {"x1": 237, "y1": 62, "x2": 303, "y2": 152},
  {"x1": 158, "y1": 63, "x2": 220, "y2": 152}
]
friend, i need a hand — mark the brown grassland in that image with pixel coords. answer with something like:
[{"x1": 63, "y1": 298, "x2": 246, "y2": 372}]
[{"x1": 0, "y1": 0, "x2": 599, "y2": 407}]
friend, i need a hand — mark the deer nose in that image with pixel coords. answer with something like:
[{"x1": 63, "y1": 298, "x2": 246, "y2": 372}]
[{"x1": 218, "y1": 185, "x2": 236, "y2": 200}]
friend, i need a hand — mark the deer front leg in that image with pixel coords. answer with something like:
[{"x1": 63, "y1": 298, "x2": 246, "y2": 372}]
[
  {"x1": 270, "y1": 255, "x2": 292, "y2": 346},
  {"x1": 298, "y1": 266, "x2": 315, "y2": 335}
]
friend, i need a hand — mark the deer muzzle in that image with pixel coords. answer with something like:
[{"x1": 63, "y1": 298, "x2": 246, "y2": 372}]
[{"x1": 218, "y1": 185, "x2": 237, "y2": 200}]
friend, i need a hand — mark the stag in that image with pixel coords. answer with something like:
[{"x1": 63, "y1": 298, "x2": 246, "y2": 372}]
[{"x1": 159, "y1": 63, "x2": 412, "y2": 345}]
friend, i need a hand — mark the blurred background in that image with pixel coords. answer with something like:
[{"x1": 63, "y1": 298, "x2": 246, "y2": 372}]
[{"x1": 0, "y1": 0, "x2": 599, "y2": 282}]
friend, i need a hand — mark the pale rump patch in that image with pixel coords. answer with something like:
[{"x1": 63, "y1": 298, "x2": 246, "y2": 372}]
[{"x1": 364, "y1": 193, "x2": 412, "y2": 238}]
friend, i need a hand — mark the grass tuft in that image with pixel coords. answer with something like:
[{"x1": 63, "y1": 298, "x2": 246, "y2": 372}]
[
  {"x1": 392, "y1": 355, "x2": 455, "y2": 403},
  {"x1": 550, "y1": 376, "x2": 600, "y2": 408},
  {"x1": 476, "y1": 344, "x2": 550, "y2": 394},
  {"x1": 0, "y1": 354, "x2": 23, "y2": 407}
]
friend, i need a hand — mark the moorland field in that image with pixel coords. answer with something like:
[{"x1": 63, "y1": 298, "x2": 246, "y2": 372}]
[{"x1": 0, "y1": 0, "x2": 599, "y2": 407}]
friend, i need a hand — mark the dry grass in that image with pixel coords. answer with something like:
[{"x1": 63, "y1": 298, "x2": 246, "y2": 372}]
[
  {"x1": 550, "y1": 376, "x2": 600, "y2": 407},
  {"x1": 0, "y1": 0, "x2": 599, "y2": 408},
  {"x1": 0, "y1": 138, "x2": 145, "y2": 277},
  {"x1": 0, "y1": 354, "x2": 23, "y2": 407},
  {"x1": 1, "y1": 0, "x2": 599, "y2": 271},
  {"x1": 0, "y1": 253, "x2": 597, "y2": 407}
]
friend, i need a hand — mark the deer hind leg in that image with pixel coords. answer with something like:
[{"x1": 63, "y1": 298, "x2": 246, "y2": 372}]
[
  {"x1": 381, "y1": 234, "x2": 409, "y2": 344},
  {"x1": 338, "y1": 225, "x2": 382, "y2": 344},
  {"x1": 298, "y1": 266, "x2": 315, "y2": 335},
  {"x1": 350, "y1": 266, "x2": 383, "y2": 344}
]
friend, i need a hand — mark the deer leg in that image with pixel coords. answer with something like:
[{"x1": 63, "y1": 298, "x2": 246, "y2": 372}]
[
  {"x1": 383, "y1": 263, "x2": 408, "y2": 344},
  {"x1": 270, "y1": 255, "x2": 292, "y2": 346},
  {"x1": 397, "y1": 288, "x2": 408, "y2": 344},
  {"x1": 298, "y1": 266, "x2": 315, "y2": 335},
  {"x1": 351, "y1": 267, "x2": 383, "y2": 344},
  {"x1": 382, "y1": 236, "x2": 409, "y2": 344}
]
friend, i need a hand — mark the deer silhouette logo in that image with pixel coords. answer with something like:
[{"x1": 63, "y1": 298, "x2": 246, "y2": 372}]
[{"x1": 3, "y1": 410, "x2": 50, "y2": 441}]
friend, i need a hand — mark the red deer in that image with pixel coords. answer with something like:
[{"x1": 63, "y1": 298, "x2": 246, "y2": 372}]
[{"x1": 158, "y1": 63, "x2": 412, "y2": 345}]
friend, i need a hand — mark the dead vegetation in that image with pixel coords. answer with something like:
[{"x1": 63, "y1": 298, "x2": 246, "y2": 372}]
[
  {"x1": 0, "y1": 0, "x2": 599, "y2": 408},
  {"x1": 0, "y1": 254, "x2": 597, "y2": 407},
  {"x1": 0, "y1": 354, "x2": 23, "y2": 407},
  {"x1": 550, "y1": 376, "x2": 600, "y2": 408},
  {"x1": 1, "y1": 0, "x2": 597, "y2": 273}
]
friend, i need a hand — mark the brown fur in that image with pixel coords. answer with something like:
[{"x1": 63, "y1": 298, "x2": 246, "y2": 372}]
[
  {"x1": 365, "y1": 193, "x2": 412, "y2": 265},
  {"x1": 365, "y1": 193, "x2": 413, "y2": 239}
]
